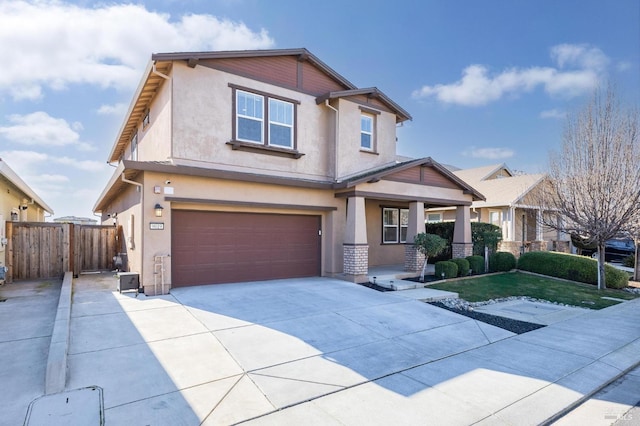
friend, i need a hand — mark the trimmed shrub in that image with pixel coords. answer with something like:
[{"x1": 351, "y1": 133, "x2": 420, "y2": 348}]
[
  {"x1": 451, "y1": 258, "x2": 470, "y2": 277},
  {"x1": 622, "y1": 254, "x2": 635, "y2": 268},
  {"x1": 489, "y1": 251, "x2": 516, "y2": 272},
  {"x1": 466, "y1": 255, "x2": 485, "y2": 275},
  {"x1": 425, "y1": 221, "x2": 503, "y2": 262},
  {"x1": 435, "y1": 261, "x2": 458, "y2": 279},
  {"x1": 517, "y1": 251, "x2": 629, "y2": 289}
]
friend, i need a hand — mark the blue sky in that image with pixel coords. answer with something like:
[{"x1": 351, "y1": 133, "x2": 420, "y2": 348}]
[{"x1": 0, "y1": 0, "x2": 638, "y2": 220}]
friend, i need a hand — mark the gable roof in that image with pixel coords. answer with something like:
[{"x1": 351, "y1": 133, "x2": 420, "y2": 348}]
[
  {"x1": 452, "y1": 164, "x2": 544, "y2": 208},
  {"x1": 0, "y1": 158, "x2": 53, "y2": 214},
  {"x1": 336, "y1": 157, "x2": 485, "y2": 201},
  {"x1": 453, "y1": 163, "x2": 513, "y2": 183},
  {"x1": 315, "y1": 88, "x2": 412, "y2": 123},
  {"x1": 108, "y1": 48, "x2": 411, "y2": 163}
]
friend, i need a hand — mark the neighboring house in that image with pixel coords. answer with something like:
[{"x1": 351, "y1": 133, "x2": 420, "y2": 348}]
[
  {"x1": 94, "y1": 48, "x2": 484, "y2": 295},
  {"x1": 427, "y1": 163, "x2": 570, "y2": 256},
  {"x1": 0, "y1": 158, "x2": 54, "y2": 278},
  {"x1": 53, "y1": 216, "x2": 98, "y2": 225}
]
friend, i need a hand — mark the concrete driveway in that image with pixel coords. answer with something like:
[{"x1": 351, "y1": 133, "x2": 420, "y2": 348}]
[{"x1": 35, "y1": 273, "x2": 640, "y2": 424}]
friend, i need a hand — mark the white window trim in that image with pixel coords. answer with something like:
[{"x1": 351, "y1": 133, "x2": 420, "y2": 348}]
[
  {"x1": 268, "y1": 98, "x2": 294, "y2": 148},
  {"x1": 236, "y1": 90, "x2": 265, "y2": 144},
  {"x1": 361, "y1": 114, "x2": 374, "y2": 150},
  {"x1": 131, "y1": 133, "x2": 138, "y2": 161},
  {"x1": 427, "y1": 213, "x2": 442, "y2": 223},
  {"x1": 383, "y1": 207, "x2": 409, "y2": 244}
]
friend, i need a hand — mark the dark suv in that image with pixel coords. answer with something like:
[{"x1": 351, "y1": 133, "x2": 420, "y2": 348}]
[{"x1": 582, "y1": 238, "x2": 636, "y2": 262}]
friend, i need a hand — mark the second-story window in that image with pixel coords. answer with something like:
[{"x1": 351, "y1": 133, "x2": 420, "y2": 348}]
[
  {"x1": 131, "y1": 132, "x2": 138, "y2": 161},
  {"x1": 236, "y1": 90, "x2": 264, "y2": 143},
  {"x1": 361, "y1": 114, "x2": 373, "y2": 150},
  {"x1": 234, "y1": 87, "x2": 296, "y2": 149}
]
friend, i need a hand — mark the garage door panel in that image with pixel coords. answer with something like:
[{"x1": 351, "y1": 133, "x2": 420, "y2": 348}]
[{"x1": 172, "y1": 211, "x2": 320, "y2": 287}]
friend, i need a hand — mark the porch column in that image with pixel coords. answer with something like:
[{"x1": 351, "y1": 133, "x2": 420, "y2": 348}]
[
  {"x1": 343, "y1": 196, "x2": 368, "y2": 282},
  {"x1": 536, "y1": 209, "x2": 543, "y2": 241},
  {"x1": 452, "y1": 205, "x2": 473, "y2": 258},
  {"x1": 508, "y1": 207, "x2": 516, "y2": 241},
  {"x1": 404, "y1": 202, "x2": 425, "y2": 272}
]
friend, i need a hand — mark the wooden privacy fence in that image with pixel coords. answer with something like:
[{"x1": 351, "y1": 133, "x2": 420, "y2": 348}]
[{"x1": 6, "y1": 222, "x2": 118, "y2": 282}]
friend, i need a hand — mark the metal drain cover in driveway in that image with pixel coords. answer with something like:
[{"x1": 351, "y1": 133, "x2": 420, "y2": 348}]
[{"x1": 25, "y1": 386, "x2": 103, "y2": 426}]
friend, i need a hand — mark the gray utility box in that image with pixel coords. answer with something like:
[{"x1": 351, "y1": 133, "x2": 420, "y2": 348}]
[{"x1": 118, "y1": 272, "x2": 139, "y2": 293}]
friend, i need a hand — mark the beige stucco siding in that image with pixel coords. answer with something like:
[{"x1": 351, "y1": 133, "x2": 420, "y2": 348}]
[
  {"x1": 108, "y1": 171, "x2": 350, "y2": 291},
  {"x1": 365, "y1": 200, "x2": 406, "y2": 266},
  {"x1": 336, "y1": 98, "x2": 398, "y2": 179},
  {"x1": 170, "y1": 63, "x2": 333, "y2": 180}
]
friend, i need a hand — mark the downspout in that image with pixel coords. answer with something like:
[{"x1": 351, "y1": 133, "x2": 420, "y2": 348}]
[
  {"x1": 121, "y1": 174, "x2": 144, "y2": 283},
  {"x1": 325, "y1": 100, "x2": 339, "y2": 181}
]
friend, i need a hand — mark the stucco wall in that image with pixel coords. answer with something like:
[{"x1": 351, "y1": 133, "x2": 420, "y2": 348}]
[
  {"x1": 365, "y1": 200, "x2": 405, "y2": 266},
  {"x1": 170, "y1": 63, "x2": 333, "y2": 181}
]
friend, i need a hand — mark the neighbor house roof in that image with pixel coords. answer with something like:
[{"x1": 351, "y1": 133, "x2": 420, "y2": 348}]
[
  {"x1": 452, "y1": 163, "x2": 544, "y2": 209},
  {"x1": 108, "y1": 48, "x2": 411, "y2": 163},
  {"x1": 0, "y1": 158, "x2": 53, "y2": 214}
]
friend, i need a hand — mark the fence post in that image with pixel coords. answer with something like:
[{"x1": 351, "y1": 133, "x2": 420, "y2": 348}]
[{"x1": 5, "y1": 221, "x2": 13, "y2": 284}]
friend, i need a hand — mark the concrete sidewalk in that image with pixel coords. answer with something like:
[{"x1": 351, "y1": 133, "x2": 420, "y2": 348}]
[
  {"x1": 0, "y1": 278, "x2": 61, "y2": 425},
  {"x1": 16, "y1": 272, "x2": 640, "y2": 425}
]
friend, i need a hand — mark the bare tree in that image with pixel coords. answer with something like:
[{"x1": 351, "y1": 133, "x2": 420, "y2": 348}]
[{"x1": 538, "y1": 86, "x2": 640, "y2": 289}]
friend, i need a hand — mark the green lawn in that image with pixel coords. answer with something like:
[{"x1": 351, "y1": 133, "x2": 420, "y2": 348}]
[{"x1": 428, "y1": 272, "x2": 638, "y2": 309}]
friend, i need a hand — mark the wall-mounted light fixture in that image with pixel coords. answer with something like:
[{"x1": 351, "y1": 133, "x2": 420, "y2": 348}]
[{"x1": 154, "y1": 203, "x2": 164, "y2": 217}]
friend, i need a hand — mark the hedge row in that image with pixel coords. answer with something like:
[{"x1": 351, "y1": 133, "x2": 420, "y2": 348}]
[{"x1": 517, "y1": 251, "x2": 629, "y2": 289}]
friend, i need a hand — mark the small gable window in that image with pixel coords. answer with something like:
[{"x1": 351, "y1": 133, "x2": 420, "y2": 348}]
[
  {"x1": 361, "y1": 114, "x2": 373, "y2": 150},
  {"x1": 383, "y1": 207, "x2": 409, "y2": 244},
  {"x1": 130, "y1": 132, "x2": 138, "y2": 161}
]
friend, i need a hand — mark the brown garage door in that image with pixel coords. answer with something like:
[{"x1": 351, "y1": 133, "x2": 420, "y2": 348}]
[{"x1": 171, "y1": 210, "x2": 321, "y2": 287}]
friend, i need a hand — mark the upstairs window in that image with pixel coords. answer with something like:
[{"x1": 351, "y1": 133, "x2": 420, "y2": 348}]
[
  {"x1": 361, "y1": 114, "x2": 373, "y2": 150},
  {"x1": 233, "y1": 86, "x2": 297, "y2": 150},
  {"x1": 383, "y1": 207, "x2": 409, "y2": 244},
  {"x1": 236, "y1": 90, "x2": 264, "y2": 143},
  {"x1": 130, "y1": 132, "x2": 138, "y2": 161},
  {"x1": 268, "y1": 98, "x2": 293, "y2": 148}
]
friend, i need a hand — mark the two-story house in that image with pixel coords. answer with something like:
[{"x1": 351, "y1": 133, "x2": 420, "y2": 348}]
[
  {"x1": 94, "y1": 48, "x2": 484, "y2": 295},
  {"x1": 0, "y1": 158, "x2": 53, "y2": 280}
]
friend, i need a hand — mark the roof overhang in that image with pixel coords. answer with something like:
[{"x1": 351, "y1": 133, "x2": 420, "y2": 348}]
[
  {"x1": 316, "y1": 88, "x2": 412, "y2": 123},
  {"x1": 0, "y1": 159, "x2": 53, "y2": 214}
]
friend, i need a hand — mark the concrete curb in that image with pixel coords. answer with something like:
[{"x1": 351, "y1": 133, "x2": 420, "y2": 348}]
[{"x1": 45, "y1": 271, "x2": 72, "y2": 395}]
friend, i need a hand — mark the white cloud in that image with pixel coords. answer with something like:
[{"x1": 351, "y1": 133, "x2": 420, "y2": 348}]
[
  {"x1": 0, "y1": 150, "x2": 107, "y2": 174},
  {"x1": 97, "y1": 103, "x2": 128, "y2": 116},
  {"x1": 463, "y1": 147, "x2": 515, "y2": 160},
  {"x1": 0, "y1": 1, "x2": 275, "y2": 100},
  {"x1": 412, "y1": 44, "x2": 608, "y2": 106},
  {"x1": 539, "y1": 109, "x2": 566, "y2": 119},
  {"x1": 0, "y1": 111, "x2": 96, "y2": 151}
]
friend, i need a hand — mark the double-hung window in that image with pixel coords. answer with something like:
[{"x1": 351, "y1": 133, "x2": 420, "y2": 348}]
[
  {"x1": 361, "y1": 114, "x2": 373, "y2": 150},
  {"x1": 268, "y1": 98, "x2": 293, "y2": 148},
  {"x1": 236, "y1": 90, "x2": 264, "y2": 143},
  {"x1": 383, "y1": 207, "x2": 409, "y2": 244},
  {"x1": 234, "y1": 87, "x2": 296, "y2": 149}
]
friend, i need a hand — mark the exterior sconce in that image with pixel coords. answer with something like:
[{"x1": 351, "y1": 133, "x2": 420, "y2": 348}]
[{"x1": 154, "y1": 203, "x2": 164, "y2": 217}]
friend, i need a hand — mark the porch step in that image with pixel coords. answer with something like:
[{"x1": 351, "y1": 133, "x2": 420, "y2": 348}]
[
  {"x1": 394, "y1": 288, "x2": 459, "y2": 302},
  {"x1": 374, "y1": 279, "x2": 421, "y2": 291}
]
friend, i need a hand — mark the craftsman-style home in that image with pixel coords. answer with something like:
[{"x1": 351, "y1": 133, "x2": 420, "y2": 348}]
[{"x1": 94, "y1": 48, "x2": 483, "y2": 294}]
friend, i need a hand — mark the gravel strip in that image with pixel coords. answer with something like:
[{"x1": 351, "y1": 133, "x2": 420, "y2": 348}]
[{"x1": 428, "y1": 301, "x2": 545, "y2": 334}]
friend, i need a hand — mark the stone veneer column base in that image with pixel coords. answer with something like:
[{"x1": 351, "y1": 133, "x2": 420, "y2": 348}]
[
  {"x1": 452, "y1": 243, "x2": 473, "y2": 258},
  {"x1": 404, "y1": 244, "x2": 425, "y2": 272},
  {"x1": 343, "y1": 244, "x2": 369, "y2": 283}
]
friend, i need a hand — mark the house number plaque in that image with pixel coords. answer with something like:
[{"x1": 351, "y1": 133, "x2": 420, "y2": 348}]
[{"x1": 149, "y1": 222, "x2": 165, "y2": 230}]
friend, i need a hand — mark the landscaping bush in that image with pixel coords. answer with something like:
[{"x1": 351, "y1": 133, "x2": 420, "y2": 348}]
[
  {"x1": 466, "y1": 255, "x2": 485, "y2": 275},
  {"x1": 435, "y1": 261, "x2": 458, "y2": 279},
  {"x1": 489, "y1": 251, "x2": 516, "y2": 272},
  {"x1": 623, "y1": 254, "x2": 635, "y2": 268},
  {"x1": 517, "y1": 251, "x2": 629, "y2": 289},
  {"x1": 451, "y1": 258, "x2": 470, "y2": 277},
  {"x1": 425, "y1": 222, "x2": 502, "y2": 262}
]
